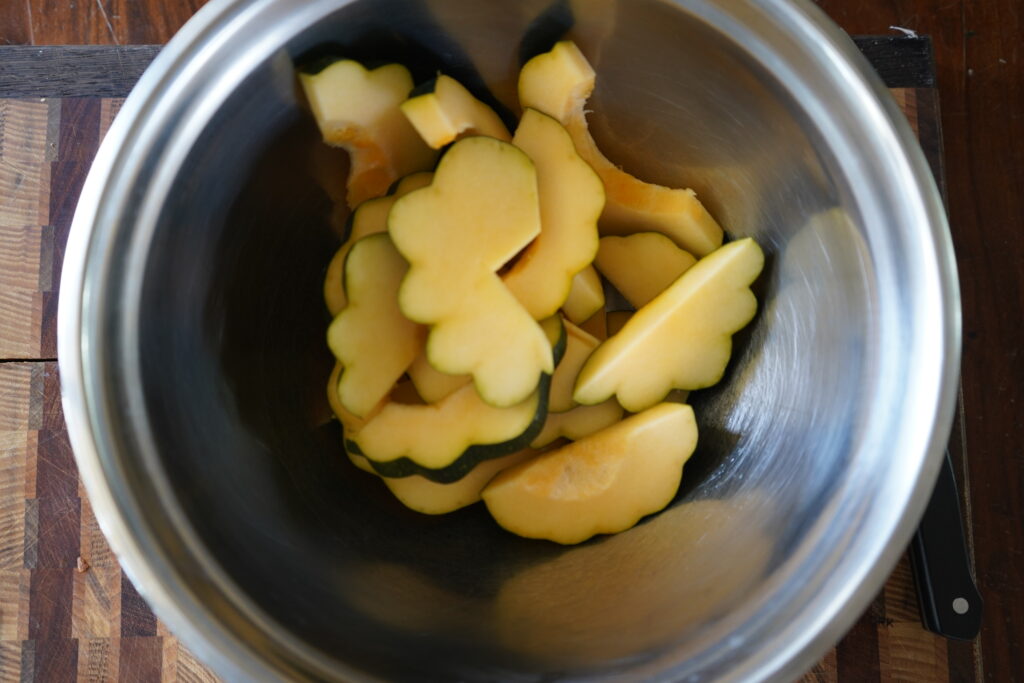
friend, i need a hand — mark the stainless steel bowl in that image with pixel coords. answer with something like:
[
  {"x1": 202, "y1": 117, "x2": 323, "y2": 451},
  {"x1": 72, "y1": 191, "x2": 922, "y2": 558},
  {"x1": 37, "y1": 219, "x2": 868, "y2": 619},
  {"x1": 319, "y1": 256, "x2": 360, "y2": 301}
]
[{"x1": 58, "y1": 0, "x2": 960, "y2": 680}]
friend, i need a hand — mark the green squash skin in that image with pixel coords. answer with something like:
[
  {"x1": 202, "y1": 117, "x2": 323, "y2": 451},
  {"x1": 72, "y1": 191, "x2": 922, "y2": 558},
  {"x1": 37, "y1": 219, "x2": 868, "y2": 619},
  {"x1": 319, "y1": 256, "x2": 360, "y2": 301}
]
[{"x1": 346, "y1": 318, "x2": 567, "y2": 483}]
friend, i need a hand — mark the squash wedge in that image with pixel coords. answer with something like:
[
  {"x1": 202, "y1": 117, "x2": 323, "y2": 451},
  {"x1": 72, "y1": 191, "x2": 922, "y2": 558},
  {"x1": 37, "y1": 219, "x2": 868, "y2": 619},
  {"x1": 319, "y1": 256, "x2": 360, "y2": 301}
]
[
  {"x1": 401, "y1": 74, "x2": 511, "y2": 148},
  {"x1": 299, "y1": 59, "x2": 436, "y2": 206},
  {"x1": 324, "y1": 172, "x2": 433, "y2": 315},
  {"x1": 407, "y1": 351, "x2": 471, "y2": 404},
  {"x1": 347, "y1": 317, "x2": 566, "y2": 483},
  {"x1": 561, "y1": 264, "x2": 605, "y2": 324},
  {"x1": 502, "y1": 109, "x2": 604, "y2": 319},
  {"x1": 595, "y1": 233, "x2": 697, "y2": 308},
  {"x1": 327, "y1": 234, "x2": 425, "y2": 417},
  {"x1": 519, "y1": 41, "x2": 723, "y2": 257},
  {"x1": 574, "y1": 238, "x2": 764, "y2": 412},
  {"x1": 483, "y1": 403, "x2": 698, "y2": 544},
  {"x1": 548, "y1": 318, "x2": 599, "y2": 413},
  {"x1": 530, "y1": 398, "x2": 623, "y2": 448},
  {"x1": 389, "y1": 136, "x2": 552, "y2": 407},
  {"x1": 380, "y1": 448, "x2": 540, "y2": 515}
]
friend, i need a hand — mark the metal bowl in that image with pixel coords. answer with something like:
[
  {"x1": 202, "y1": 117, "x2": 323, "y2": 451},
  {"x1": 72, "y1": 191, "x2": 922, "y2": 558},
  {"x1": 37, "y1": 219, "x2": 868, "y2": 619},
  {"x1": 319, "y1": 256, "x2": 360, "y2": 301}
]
[{"x1": 58, "y1": 0, "x2": 960, "y2": 679}]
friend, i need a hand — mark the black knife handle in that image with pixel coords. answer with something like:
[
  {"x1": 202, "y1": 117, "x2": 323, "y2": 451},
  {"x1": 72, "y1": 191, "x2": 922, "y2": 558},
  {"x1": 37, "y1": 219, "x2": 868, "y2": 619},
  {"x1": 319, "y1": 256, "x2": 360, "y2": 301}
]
[{"x1": 910, "y1": 449, "x2": 983, "y2": 640}]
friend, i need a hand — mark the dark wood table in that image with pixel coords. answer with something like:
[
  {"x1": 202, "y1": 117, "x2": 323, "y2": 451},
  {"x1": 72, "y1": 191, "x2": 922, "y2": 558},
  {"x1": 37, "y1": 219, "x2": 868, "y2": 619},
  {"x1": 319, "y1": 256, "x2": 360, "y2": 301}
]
[{"x1": 0, "y1": 2, "x2": 1020, "y2": 682}]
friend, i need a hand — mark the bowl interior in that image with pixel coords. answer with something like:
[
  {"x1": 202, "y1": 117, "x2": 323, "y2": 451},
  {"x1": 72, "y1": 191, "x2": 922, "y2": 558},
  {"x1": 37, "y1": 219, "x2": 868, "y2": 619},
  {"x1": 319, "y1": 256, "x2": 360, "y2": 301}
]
[{"x1": 113, "y1": 0, "x2": 911, "y2": 679}]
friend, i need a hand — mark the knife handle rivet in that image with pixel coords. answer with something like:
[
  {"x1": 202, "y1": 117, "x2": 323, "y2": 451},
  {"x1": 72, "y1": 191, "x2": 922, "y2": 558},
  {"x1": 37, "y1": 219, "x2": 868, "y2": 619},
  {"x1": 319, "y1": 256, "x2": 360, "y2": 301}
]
[{"x1": 952, "y1": 597, "x2": 970, "y2": 615}]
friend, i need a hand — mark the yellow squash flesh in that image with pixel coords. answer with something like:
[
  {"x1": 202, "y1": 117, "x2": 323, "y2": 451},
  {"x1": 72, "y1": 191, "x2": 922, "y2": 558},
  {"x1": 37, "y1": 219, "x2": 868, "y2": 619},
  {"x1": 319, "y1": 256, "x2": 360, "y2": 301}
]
[
  {"x1": 389, "y1": 137, "x2": 552, "y2": 407},
  {"x1": 483, "y1": 403, "x2": 698, "y2": 544},
  {"x1": 380, "y1": 448, "x2": 540, "y2": 515},
  {"x1": 401, "y1": 74, "x2": 511, "y2": 148},
  {"x1": 548, "y1": 319, "x2": 599, "y2": 413},
  {"x1": 353, "y1": 381, "x2": 542, "y2": 471},
  {"x1": 327, "y1": 234, "x2": 425, "y2": 417},
  {"x1": 407, "y1": 351, "x2": 471, "y2": 403},
  {"x1": 323, "y1": 172, "x2": 433, "y2": 315},
  {"x1": 561, "y1": 264, "x2": 605, "y2": 324},
  {"x1": 530, "y1": 398, "x2": 623, "y2": 448},
  {"x1": 574, "y1": 238, "x2": 764, "y2": 412},
  {"x1": 300, "y1": 60, "x2": 436, "y2": 207},
  {"x1": 502, "y1": 109, "x2": 604, "y2": 319},
  {"x1": 595, "y1": 233, "x2": 697, "y2": 308},
  {"x1": 519, "y1": 41, "x2": 723, "y2": 257}
]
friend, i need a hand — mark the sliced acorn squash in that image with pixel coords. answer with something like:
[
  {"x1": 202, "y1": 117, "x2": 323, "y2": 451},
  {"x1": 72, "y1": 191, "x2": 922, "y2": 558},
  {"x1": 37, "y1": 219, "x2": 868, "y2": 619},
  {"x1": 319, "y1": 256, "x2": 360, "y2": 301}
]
[
  {"x1": 380, "y1": 448, "x2": 540, "y2": 515},
  {"x1": 519, "y1": 41, "x2": 723, "y2": 257},
  {"x1": 324, "y1": 172, "x2": 433, "y2": 315},
  {"x1": 574, "y1": 238, "x2": 764, "y2": 412},
  {"x1": 502, "y1": 108, "x2": 604, "y2": 319},
  {"x1": 548, "y1": 318, "x2": 599, "y2": 413},
  {"x1": 561, "y1": 264, "x2": 605, "y2": 324},
  {"x1": 327, "y1": 234, "x2": 425, "y2": 417},
  {"x1": 401, "y1": 74, "x2": 511, "y2": 148},
  {"x1": 595, "y1": 233, "x2": 697, "y2": 308},
  {"x1": 348, "y1": 316, "x2": 565, "y2": 483},
  {"x1": 300, "y1": 59, "x2": 436, "y2": 206},
  {"x1": 389, "y1": 136, "x2": 553, "y2": 407},
  {"x1": 483, "y1": 403, "x2": 698, "y2": 544},
  {"x1": 530, "y1": 398, "x2": 623, "y2": 448},
  {"x1": 407, "y1": 351, "x2": 471, "y2": 404}
]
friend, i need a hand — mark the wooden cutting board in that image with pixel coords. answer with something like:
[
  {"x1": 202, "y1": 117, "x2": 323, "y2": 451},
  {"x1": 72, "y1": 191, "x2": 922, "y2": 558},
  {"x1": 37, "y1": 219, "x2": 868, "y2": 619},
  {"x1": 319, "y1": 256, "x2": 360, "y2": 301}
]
[{"x1": 0, "y1": 38, "x2": 980, "y2": 682}]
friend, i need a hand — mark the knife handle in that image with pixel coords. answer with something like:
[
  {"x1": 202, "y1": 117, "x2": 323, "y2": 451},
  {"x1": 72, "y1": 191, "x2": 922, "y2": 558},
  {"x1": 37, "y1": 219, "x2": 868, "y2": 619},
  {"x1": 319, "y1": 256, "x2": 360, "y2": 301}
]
[{"x1": 909, "y1": 449, "x2": 983, "y2": 640}]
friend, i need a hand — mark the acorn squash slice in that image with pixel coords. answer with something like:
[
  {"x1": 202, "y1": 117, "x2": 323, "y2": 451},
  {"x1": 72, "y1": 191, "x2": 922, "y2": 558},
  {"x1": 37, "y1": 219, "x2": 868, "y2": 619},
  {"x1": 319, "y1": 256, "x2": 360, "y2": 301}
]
[
  {"x1": 574, "y1": 238, "x2": 764, "y2": 412},
  {"x1": 561, "y1": 264, "x2": 605, "y2": 324},
  {"x1": 530, "y1": 398, "x2": 623, "y2": 448},
  {"x1": 407, "y1": 351, "x2": 471, "y2": 404},
  {"x1": 518, "y1": 41, "x2": 723, "y2": 257},
  {"x1": 346, "y1": 447, "x2": 541, "y2": 515},
  {"x1": 595, "y1": 233, "x2": 697, "y2": 308},
  {"x1": 347, "y1": 316, "x2": 565, "y2": 483},
  {"x1": 401, "y1": 74, "x2": 511, "y2": 148},
  {"x1": 324, "y1": 172, "x2": 434, "y2": 315},
  {"x1": 327, "y1": 233, "x2": 425, "y2": 417},
  {"x1": 299, "y1": 59, "x2": 436, "y2": 207},
  {"x1": 389, "y1": 136, "x2": 553, "y2": 407},
  {"x1": 483, "y1": 403, "x2": 698, "y2": 544},
  {"x1": 548, "y1": 318, "x2": 599, "y2": 413},
  {"x1": 502, "y1": 108, "x2": 604, "y2": 320}
]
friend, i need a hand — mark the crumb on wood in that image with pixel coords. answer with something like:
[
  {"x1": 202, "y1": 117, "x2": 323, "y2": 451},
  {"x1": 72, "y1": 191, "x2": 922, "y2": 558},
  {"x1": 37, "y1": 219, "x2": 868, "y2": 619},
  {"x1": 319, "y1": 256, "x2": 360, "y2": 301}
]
[{"x1": 76, "y1": 556, "x2": 90, "y2": 573}]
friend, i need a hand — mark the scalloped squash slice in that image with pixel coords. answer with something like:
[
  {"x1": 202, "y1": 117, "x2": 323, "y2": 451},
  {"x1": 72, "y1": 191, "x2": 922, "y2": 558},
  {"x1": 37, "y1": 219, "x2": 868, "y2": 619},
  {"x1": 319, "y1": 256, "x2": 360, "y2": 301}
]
[
  {"x1": 574, "y1": 238, "x2": 764, "y2": 412},
  {"x1": 503, "y1": 109, "x2": 604, "y2": 320},
  {"x1": 401, "y1": 74, "x2": 511, "y2": 148},
  {"x1": 595, "y1": 233, "x2": 697, "y2": 308},
  {"x1": 407, "y1": 350, "x2": 471, "y2": 404},
  {"x1": 324, "y1": 172, "x2": 434, "y2": 315},
  {"x1": 348, "y1": 316, "x2": 565, "y2": 484},
  {"x1": 380, "y1": 448, "x2": 540, "y2": 515},
  {"x1": 327, "y1": 234, "x2": 425, "y2": 417},
  {"x1": 530, "y1": 398, "x2": 623, "y2": 448},
  {"x1": 389, "y1": 136, "x2": 552, "y2": 407},
  {"x1": 548, "y1": 318, "x2": 600, "y2": 413},
  {"x1": 300, "y1": 59, "x2": 436, "y2": 206},
  {"x1": 561, "y1": 264, "x2": 605, "y2": 324},
  {"x1": 519, "y1": 41, "x2": 723, "y2": 257},
  {"x1": 483, "y1": 403, "x2": 698, "y2": 544}
]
